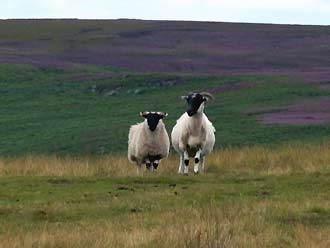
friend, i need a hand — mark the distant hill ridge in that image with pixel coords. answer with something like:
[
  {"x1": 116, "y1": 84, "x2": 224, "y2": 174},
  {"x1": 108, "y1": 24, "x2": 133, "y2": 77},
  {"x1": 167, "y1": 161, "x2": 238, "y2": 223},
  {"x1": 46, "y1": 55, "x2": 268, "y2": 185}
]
[{"x1": 1, "y1": 19, "x2": 330, "y2": 79}]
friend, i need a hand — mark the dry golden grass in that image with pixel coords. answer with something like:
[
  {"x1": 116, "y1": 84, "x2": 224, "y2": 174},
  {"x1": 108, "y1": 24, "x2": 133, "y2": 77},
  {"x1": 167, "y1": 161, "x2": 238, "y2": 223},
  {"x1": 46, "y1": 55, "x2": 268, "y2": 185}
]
[
  {"x1": 1, "y1": 143, "x2": 330, "y2": 247},
  {"x1": 1, "y1": 201, "x2": 330, "y2": 248},
  {"x1": 1, "y1": 142, "x2": 330, "y2": 177}
]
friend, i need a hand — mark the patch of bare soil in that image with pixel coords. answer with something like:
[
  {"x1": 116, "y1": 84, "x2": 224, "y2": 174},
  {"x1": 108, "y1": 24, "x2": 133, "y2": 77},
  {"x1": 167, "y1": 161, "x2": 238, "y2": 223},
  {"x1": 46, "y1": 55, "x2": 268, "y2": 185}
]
[{"x1": 249, "y1": 97, "x2": 330, "y2": 125}]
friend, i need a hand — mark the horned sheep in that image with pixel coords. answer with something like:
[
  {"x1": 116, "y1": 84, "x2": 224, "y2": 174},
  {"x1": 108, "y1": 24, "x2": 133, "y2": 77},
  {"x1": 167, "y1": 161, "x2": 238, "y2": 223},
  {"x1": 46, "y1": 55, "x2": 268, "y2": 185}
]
[
  {"x1": 171, "y1": 92, "x2": 216, "y2": 175},
  {"x1": 128, "y1": 111, "x2": 170, "y2": 173}
]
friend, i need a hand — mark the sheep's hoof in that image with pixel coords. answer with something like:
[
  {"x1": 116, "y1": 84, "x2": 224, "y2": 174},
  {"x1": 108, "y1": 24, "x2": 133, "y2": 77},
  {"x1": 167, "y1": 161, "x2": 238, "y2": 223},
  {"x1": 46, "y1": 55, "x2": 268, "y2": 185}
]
[
  {"x1": 194, "y1": 157, "x2": 200, "y2": 164},
  {"x1": 184, "y1": 173, "x2": 189, "y2": 176},
  {"x1": 184, "y1": 159, "x2": 189, "y2": 166},
  {"x1": 194, "y1": 171, "x2": 199, "y2": 175}
]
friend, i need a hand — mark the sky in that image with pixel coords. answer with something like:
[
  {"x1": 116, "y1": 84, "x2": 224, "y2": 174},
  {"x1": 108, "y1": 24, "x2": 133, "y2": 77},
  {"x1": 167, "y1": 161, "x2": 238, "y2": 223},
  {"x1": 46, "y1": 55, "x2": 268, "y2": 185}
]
[{"x1": 2, "y1": 0, "x2": 330, "y2": 25}]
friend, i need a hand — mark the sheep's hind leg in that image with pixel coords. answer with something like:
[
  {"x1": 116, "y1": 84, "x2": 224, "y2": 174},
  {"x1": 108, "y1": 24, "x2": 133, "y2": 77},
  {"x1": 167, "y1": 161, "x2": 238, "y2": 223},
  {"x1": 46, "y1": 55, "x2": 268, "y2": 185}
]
[
  {"x1": 183, "y1": 151, "x2": 189, "y2": 176},
  {"x1": 194, "y1": 149, "x2": 202, "y2": 175},
  {"x1": 178, "y1": 155, "x2": 184, "y2": 174},
  {"x1": 136, "y1": 163, "x2": 142, "y2": 175}
]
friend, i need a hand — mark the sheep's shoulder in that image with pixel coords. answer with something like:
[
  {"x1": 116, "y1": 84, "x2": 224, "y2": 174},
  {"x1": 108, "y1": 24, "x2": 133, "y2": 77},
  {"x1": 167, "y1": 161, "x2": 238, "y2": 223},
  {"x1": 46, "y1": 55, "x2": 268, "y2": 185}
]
[{"x1": 202, "y1": 114, "x2": 216, "y2": 133}]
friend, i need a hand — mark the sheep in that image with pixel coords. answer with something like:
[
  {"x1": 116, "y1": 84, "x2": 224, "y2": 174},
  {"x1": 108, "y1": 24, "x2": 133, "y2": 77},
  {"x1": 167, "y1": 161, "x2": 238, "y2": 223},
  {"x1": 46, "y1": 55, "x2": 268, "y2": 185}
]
[
  {"x1": 171, "y1": 92, "x2": 216, "y2": 175},
  {"x1": 128, "y1": 111, "x2": 170, "y2": 173}
]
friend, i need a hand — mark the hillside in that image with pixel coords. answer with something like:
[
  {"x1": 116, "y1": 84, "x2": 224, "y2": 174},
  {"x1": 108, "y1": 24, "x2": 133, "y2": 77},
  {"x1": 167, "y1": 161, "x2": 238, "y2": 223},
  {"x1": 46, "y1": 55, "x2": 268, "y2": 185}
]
[
  {"x1": 1, "y1": 19, "x2": 330, "y2": 155},
  {"x1": 1, "y1": 19, "x2": 330, "y2": 78}
]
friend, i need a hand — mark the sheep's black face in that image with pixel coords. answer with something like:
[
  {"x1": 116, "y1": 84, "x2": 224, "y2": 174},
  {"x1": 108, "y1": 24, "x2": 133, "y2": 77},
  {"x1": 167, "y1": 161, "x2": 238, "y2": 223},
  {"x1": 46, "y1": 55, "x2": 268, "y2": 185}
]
[
  {"x1": 185, "y1": 93, "x2": 206, "y2": 117},
  {"x1": 146, "y1": 114, "x2": 162, "y2": 131},
  {"x1": 140, "y1": 112, "x2": 168, "y2": 131}
]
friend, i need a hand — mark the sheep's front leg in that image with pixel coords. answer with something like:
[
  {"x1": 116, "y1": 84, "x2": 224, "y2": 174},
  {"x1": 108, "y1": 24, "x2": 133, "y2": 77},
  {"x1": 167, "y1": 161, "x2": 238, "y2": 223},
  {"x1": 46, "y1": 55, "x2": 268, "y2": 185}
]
[
  {"x1": 178, "y1": 155, "x2": 184, "y2": 174},
  {"x1": 183, "y1": 151, "x2": 189, "y2": 175},
  {"x1": 194, "y1": 149, "x2": 202, "y2": 175},
  {"x1": 152, "y1": 160, "x2": 159, "y2": 171},
  {"x1": 200, "y1": 156, "x2": 205, "y2": 174},
  {"x1": 146, "y1": 158, "x2": 152, "y2": 171}
]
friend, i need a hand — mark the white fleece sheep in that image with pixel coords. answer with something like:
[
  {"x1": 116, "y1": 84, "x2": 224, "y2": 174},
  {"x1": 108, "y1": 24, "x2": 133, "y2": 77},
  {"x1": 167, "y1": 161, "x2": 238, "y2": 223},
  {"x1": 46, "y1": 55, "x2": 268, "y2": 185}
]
[
  {"x1": 171, "y1": 93, "x2": 215, "y2": 175},
  {"x1": 128, "y1": 111, "x2": 170, "y2": 172}
]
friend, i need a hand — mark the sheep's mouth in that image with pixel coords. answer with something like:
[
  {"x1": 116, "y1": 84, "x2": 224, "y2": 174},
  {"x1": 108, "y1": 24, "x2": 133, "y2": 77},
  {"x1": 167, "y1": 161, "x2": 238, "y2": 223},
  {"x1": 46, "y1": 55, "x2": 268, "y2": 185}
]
[
  {"x1": 147, "y1": 122, "x2": 159, "y2": 131},
  {"x1": 187, "y1": 110, "x2": 196, "y2": 116},
  {"x1": 148, "y1": 126, "x2": 157, "y2": 131}
]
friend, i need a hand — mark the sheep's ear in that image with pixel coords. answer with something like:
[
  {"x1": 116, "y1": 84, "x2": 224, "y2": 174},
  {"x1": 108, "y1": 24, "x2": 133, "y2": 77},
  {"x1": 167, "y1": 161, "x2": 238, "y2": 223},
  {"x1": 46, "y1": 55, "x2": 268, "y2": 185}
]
[
  {"x1": 140, "y1": 112, "x2": 149, "y2": 118},
  {"x1": 181, "y1": 95, "x2": 188, "y2": 100}
]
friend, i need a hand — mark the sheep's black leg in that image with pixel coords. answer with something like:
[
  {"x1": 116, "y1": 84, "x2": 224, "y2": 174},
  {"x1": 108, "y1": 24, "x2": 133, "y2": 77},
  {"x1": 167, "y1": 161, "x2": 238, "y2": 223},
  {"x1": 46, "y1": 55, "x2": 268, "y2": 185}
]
[
  {"x1": 146, "y1": 162, "x2": 152, "y2": 171},
  {"x1": 152, "y1": 160, "x2": 159, "y2": 171},
  {"x1": 194, "y1": 149, "x2": 202, "y2": 175},
  {"x1": 145, "y1": 158, "x2": 152, "y2": 171}
]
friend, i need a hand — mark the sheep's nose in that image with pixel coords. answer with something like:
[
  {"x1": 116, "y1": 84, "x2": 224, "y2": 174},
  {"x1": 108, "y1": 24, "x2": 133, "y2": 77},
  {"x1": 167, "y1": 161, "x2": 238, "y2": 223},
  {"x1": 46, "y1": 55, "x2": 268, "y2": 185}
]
[
  {"x1": 149, "y1": 126, "x2": 157, "y2": 131},
  {"x1": 187, "y1": 110, "x2": 194, "y2": 116}
]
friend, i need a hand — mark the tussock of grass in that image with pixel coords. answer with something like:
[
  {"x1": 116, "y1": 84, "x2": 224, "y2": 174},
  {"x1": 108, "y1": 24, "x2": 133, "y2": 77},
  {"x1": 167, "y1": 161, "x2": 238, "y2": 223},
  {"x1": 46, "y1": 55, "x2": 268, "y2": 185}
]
[{"x1": 1, "y1": 143, "x2": 330, "y2": 177}]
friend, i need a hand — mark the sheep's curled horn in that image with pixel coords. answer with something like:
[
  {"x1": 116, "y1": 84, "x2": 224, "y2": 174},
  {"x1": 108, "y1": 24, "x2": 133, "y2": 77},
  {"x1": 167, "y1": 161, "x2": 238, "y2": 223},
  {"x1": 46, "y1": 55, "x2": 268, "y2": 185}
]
[
  {"x1": 199, "y1": 92, "x2": 214, "y2": 101},
  {"x1": 181, "y1": 92, "x2": 214, "y2": 101}
]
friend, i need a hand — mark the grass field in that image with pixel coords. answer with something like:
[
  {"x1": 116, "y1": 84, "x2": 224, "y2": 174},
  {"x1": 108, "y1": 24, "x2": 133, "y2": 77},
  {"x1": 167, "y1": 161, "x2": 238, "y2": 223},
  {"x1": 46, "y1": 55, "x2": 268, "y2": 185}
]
[
  {"x1": 1, "y1": 64, "x2": 330, "y2": 155},
  {"x1": 1, "y1": 19, "x2": 330, "y2": 247},
  {"x1": 1, "y1": 21, "x2": 330, "y2": 156},
  {"x1": 1, "y1": 143, "x2": 330, "y2": 247}
]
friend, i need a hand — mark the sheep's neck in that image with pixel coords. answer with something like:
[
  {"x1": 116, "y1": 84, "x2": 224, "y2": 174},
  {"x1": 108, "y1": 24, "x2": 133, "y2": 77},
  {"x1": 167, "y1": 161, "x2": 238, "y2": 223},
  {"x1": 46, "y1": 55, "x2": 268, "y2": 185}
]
[{"x1": 188, "y1": 113, "x2": 203, "y2": 130}]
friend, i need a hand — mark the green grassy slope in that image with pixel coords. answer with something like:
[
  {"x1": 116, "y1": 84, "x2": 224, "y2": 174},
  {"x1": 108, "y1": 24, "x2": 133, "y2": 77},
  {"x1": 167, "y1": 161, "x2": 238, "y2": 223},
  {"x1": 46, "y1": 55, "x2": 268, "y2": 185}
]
[
  {"x1": 1, "y1": 64, "x2": 330, "y2": 155},
  {"x1": 1, "y1": 173, "x2": 329, "y2": 247},
  {"x1": 1, "y1": 174, "x2": 328, "y2": 225}
]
